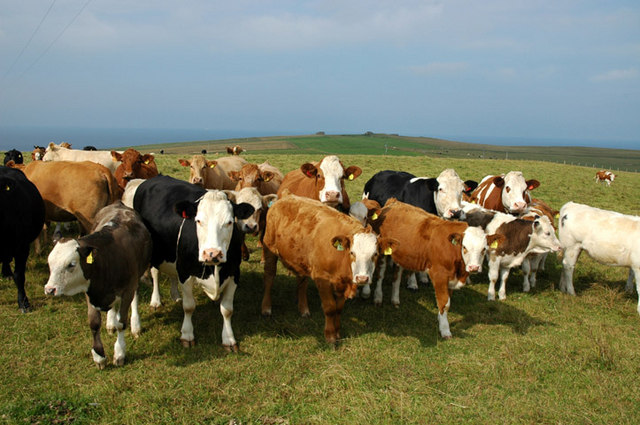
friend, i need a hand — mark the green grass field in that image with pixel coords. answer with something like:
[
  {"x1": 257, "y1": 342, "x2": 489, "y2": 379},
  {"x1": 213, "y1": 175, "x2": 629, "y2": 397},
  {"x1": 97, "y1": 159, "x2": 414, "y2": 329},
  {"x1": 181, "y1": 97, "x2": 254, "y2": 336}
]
[{"x1": 1, "y1": 145, "x2": 640, "y2": 424}]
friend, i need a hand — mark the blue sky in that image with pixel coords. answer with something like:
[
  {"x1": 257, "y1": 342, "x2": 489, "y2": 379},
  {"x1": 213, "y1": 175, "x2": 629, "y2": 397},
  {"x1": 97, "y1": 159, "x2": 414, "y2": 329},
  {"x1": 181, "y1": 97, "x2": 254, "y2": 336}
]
[{"x1": 0, "y1": 1, "x2": 639, "y2": 148}]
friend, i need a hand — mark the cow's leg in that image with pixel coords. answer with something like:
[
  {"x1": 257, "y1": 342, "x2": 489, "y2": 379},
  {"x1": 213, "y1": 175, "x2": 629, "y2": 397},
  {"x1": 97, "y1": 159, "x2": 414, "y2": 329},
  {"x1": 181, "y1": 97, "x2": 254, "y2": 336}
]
[
  {"x1": 391, "y1": 265, "x2": 404, "y2": 307},
  {"x1": 106, "y1": 304, "x2": 119, "y2": 334},
  {"x1": 130, "y1": 290, "x2": 141, "y2": 338},
  {"x1": 487, "y1": 259, "x2": 500, "y2": 301},
  {"x1": 529, "y1": 254, "x2": 543, "y2": 289},
  {"x1": 261, "y1": 247, "x2": 278, "y2": 316},
  {"x1": 560, "y1": 245, "x2": 581, "y2": 295},
  {"x1": 316, "y1": 280, "x2": 343, "y2": 345},
  {"x1": 625, "y1": 269, "x2": 635, "y2": 294},
  {"x1": 170, "y1": 277, "x2": 181, "y2": 302},
  {"x1": 149, "y1": 267, "x2": 162, "y2": 308},
  {"x1": 220, "y1": 277, "x2": 239, "y2": 352},
  {"x1": 373, "y1": 256, "x2": 388, "y2": 306},
  {"x1": 539, "y1": 252, "x2": 548, "y2": 272},
  {"x1": 630, "y1": 267, "x2": 640, "y2": 316},
  {"x1": 113, "y1": 290, "x2": 134, "y2": 366},
  {"x1": 497, "y1": 267, "x2": 511, "y2": 300},
  {"x1": 522, "y1": 258, "x2": 532, "y2": 293},
  {"x1": 418, "y1": 271, "x2": 430, "y2": 284},
  {"x1": 430, "y1": 270, "x2": 452, "y2": 339},
  {"x1": 297, "y1": 276, "x2": 310, "y2": 317},
  {"x1": 87, "y1": 295, "x2": 107, "y2": 369},
  {"x1": 180, "y1": 277, "x2": 196, "y2": 347},
  {"x1": 406, "y1": 273, "x2": 418, "y2": 291},
  {"x1": 13, "y1": 245, "x2": 31, "y2": 312}
]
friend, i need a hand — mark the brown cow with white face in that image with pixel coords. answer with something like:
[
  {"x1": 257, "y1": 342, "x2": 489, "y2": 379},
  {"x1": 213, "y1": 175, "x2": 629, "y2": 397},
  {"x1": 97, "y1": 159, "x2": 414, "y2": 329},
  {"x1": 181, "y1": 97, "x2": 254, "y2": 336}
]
[
  {"x1": 277, "y1": 155, "x2": 362, "y2": 211},
  {"x1": 469, "y1": 171, "x2": 540, "y2": 215},
  {"x1": 228, "y1": 161, "x2": 284, "y2": 195},
  {"x1": 111, "y1": 148, "x2": 158, "y2": 191},
  {"x1": 226, "y1": 145, "x2": 245, "y2": 155},
  {"x1": 178, "y1": 155, "x2": 247, "y2": 189}
]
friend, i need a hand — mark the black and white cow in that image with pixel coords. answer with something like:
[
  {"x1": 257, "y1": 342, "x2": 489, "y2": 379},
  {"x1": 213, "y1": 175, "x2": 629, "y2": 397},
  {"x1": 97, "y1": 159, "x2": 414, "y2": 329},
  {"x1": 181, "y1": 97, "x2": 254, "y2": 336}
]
[
  {"x1": 0, "y1": 167, "x2": 45, "y2": 312},
  {"x1": 3, "y1": 149, "x2": 24, "y2": 165},
  {"x1": 45, "y1": 202, "x2": 152, "y2": 368},
  {"x1": 132, "y1": 175, "x2": 254, "y2": 351}
]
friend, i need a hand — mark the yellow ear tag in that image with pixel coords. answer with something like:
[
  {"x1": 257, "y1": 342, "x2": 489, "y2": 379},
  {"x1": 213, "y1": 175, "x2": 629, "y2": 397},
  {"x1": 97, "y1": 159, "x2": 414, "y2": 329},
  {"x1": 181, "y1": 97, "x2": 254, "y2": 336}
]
[
  {"x1": 348, "y1": 174, "x2": 354, "y2": 181},
  {"x1": 264, "y1": 176, "x2": 271, "y2": 182},
  {"x1": 86, "y1": 252, "x2": 94, "y2": 264},
  {"x1": 371, "y1": 213, "x2": 378, "y2": 221},
  {"x1": 333, "y1": 240, "x2": 344, "y2": 251},
  {"x1": 490, "y1": 241, "x2": 499, "y2": 249},
  {"x1": 555, "y1": 213, "x2": 560, "y2": 219},
  {"x1": 209, "y1": 163, "x2": 216, "y2": 168},
  {"x1": 144, "y1": 160, "x2": 150, "y2": 165},
  {"x1": 471, "y1": 200, "x2": 476, "y2": 204},
  {"x1": 384, "y1": 247, "x2": 393, "y2": 256},
  {"x1": 5, "y1": 185, "x2": 10, "y2": 191}
]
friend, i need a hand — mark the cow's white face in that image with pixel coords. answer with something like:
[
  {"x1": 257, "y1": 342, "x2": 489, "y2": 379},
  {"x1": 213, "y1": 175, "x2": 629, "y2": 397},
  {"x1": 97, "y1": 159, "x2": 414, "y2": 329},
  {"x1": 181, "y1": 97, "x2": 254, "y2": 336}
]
[
  {"x1": 232, "y1": 188, "x2": 266, "y2": 234},
  {"x1": 434, "y1": 168, "x2": 465, "y2": 219},
  {"x1": 318, "y1": 155, "x2": 345, "y2": 206},
  {"x1": 529, "y1": 216, "x2": 561, "y2": 254},
  {"x1": 502, "y1": 171, "x2": 532, "y2": 214},
  {"x1": 194, "y1": 191, "x2": 236, "y2": 264},
  {"x1": 460, "y1": 226, "x2": 487, "y2": 273},
  {"x1": 348, "y1": 232, "x2": 379, "y2": 285},
  {"x1": 44, "y1": 240, "x2": 88, "y2": 296}
]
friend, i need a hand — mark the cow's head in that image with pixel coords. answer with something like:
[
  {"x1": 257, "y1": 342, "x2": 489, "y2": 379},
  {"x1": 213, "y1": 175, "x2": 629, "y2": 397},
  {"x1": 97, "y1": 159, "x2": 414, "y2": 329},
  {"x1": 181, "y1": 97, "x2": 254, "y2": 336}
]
[
  {"x1": 300, "y1": 155, "x2": 362, "y2": 208},
  {"x1": 112, "y1": 149, "x2": 156, "y2": 182},
  {"x1": 229, "y1": 163, "x2": 275, "y2": 191},
  {"x1": 494, "y1": 171, "x2": 539, "y2": 214},
  {"x1": 178, "y1": 155, "x2": 217, "y2": 187},
  {"x1": 225, "y1": 188, "x2": 277, "y2": 234},
  {"x1": 450, "y1": 227, "x2": 505, "y2": 277},
  {"x1": 44, "y1": 239, "x2": 89, "y2": 296},
  {"x1": 431, "y1": 168, "x2": 478, "y2": 219},
  {"x1": 32, "y1": 146, "x2": 46, "y2": 161},
  {"x1": 528, "y1": 216, "x2": 561, "y2": 254},
  {"x1": 3, "y1": 149, "x2": 23, "y2": 166},
  {"x1": 174, "y1": 190, "x2": 254, "y2": 265}
]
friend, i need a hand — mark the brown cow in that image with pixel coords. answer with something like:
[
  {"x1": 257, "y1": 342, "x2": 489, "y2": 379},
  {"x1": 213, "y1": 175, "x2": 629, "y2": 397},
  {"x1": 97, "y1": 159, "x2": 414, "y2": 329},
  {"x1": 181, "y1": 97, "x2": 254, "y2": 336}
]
[
  {"x1": 469, "y1": 171, "x2": 539, "y2": 214},
  {"x1": 277, "y1": 155, "x2": 362, "y2": 211},
  {"x1": 368, "y1": 199, "x2": 502, "y2": 339},
  {"x1": 261, "y1": 192, "x2": 397, "y2": 345},
  {"x1": 23, "y1": 161, "x2": 121, "y2": 235},
  {"x1": 228, "y1": 161, "x2": 284, "y2": 195},
  {"x1": 111, "y1": 148, "x2": 159, "y2": 191},
  {"x1": 178, "y1": 155, "x2": 247, "y2": 189},
  {"x1": 32, "y1": 146, "x2": 46, "y2": 161},
  {"x1": 226, "y1": 145, "x2": 245, "y2": 155},
  {"x1": 595, "y1": 170, "x2": 616, "y2": 186}
]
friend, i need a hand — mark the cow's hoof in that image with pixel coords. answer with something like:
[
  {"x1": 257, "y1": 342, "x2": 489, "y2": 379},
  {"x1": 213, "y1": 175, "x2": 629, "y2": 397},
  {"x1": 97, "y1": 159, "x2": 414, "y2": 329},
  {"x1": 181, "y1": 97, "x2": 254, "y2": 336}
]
[
  {"x1": 113, "y1": 356, "x2": 125, "y2": 367},
  {"x1": 441, "y1": 334, "x2": 452, "y2": 340},
  {"x1": 300, "y1": 310, "x2": 311, "y2": 318},
  {"x1": 106, "y1": 327, "x2": 116, "y2": 335},
  {"x1": 181, "y1": 339, "x2": 196, "y2": 347},
  {"x1": 92, "y1": 349, "x2": 107, "y2": 369},
  {"x1": 374, "y1": 300, "x2": 382, "y2": 307},
  {"x1": 149, "y1": 302, "x2": 162, "y2": 310},
  {"x1": 223, "y1": 343, "x2": 239, "y2": 353}
]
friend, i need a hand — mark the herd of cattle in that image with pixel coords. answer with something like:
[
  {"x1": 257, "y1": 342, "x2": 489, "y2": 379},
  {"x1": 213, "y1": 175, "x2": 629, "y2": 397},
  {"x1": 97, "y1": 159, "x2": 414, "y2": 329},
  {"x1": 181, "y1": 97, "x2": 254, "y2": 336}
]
[{"x1": 0, "y1": 142, "x2": 637, "y2": 368}]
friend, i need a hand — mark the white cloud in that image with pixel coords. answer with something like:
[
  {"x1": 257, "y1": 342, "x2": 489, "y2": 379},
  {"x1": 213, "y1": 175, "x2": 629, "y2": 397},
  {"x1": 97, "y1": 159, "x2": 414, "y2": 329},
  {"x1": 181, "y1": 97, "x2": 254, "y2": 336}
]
[{"x1": 590, "y1": 68, "x2": 639, "y2": 82}]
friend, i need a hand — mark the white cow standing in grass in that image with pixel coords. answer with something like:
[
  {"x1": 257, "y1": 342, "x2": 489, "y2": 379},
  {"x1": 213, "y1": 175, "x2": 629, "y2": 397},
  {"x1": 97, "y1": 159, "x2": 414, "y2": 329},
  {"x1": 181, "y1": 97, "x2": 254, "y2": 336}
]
[{"x1": 558, "y1": 202, "x2": 640, "y2": 314}]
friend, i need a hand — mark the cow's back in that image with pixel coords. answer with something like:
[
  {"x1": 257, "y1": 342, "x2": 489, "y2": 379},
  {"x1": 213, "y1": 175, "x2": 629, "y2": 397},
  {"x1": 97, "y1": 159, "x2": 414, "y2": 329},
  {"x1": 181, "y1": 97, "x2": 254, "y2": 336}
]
[
  {"x1": 209, "y1": 156, "x2": 248, "y2": 190},
  {"x1": 44, "y1": 145, "x2": 120, "y2": 174},
  {"x1": 0, "y1": 167, "x2": 45, "y2": 248},
  {"x1": 363, "y1": 170, "x2": 415, "y2": 210},
  {"x1": 278, "y1": 169, "x2": 317, "y2": 200}
]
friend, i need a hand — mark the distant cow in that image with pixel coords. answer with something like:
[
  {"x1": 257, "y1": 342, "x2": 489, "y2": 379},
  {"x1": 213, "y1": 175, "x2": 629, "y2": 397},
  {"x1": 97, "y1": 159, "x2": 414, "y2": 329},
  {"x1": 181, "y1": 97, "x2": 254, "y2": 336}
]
[
  {"x1": 469, "y1": 171, "x2": 539, "y2": 214},
  {"x1": 178, "y1": 154, "x2": 247, "y2": 189},
  {"x1": 43, "y1": 142, "x2": 121, "y2": 174},
  {"x1": 226, "y1": 145, "x2": 244, "y2": 155},
  {"x1": 132, "y1": 176, "x2": 254, "y2": 349},
  {"x1": 278, "y1": 155, "x2": 362, "y2": 211},
  {"x1": 367, "y1": 199, "x2": 496, "y2": 338},
  {"x1": 0, "y1": 167, "x2": 45, "y2": 312},
  {"x1": 23, "y1": 161, "x2": 121, "y2": 234},
  {"x1": 45, "y1": 202, "x2": 152, "y2": 368},
  {"x1": 558, "y1": 202, "x2": 640, "y2": 314},
  {"x1": 261, "y1": 192, "x2": 397, "y2": 345},
  {"x1": 111, "y1": 148, "x2": 159, "y2": 191},
  {"x1": 595, "y1": 170, "x2": 616, "y2": 186},
  {"x1": 32, "y1": 146, "x2": 46, "y2": 161},
  {"x1": 229, "y1": 161, "x2": 284, "y2": 195},
  {"x1": 3, "y1": 149, "x2": 23, "y2": 165},
  {"x1": 83, "y1": 146, "x2": 97, "y2": 151}
]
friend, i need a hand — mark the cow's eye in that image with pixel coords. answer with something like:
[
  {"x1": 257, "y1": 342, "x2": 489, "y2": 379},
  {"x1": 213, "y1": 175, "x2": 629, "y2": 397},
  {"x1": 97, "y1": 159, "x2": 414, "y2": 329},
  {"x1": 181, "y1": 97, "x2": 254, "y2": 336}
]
[
  {"x1": 463, "y1": 247, "x2": 468, "y2": 254},
  {"x1": 505, "y1": 186, "x2": 511, "y2": 193},
  {"x1": 67, "y1": 261, "x2": 76, "y2": 270},
  {"x1": 227, "y1": 221, "x2": 233, "y2": 226},
  {"x1": 195, "y1": 219, "x2": 202, "y2": 225},
  {"x1": 545, "y1": 231, "x2": 551, "y2": 236}
]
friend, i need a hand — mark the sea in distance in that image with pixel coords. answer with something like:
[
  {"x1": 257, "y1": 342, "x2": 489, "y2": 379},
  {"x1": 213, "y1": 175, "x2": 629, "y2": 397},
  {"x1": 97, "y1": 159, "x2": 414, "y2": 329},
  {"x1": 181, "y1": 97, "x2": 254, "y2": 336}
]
[{"x1": 0, "y1": 125, "x2": 637, "y2": 152}]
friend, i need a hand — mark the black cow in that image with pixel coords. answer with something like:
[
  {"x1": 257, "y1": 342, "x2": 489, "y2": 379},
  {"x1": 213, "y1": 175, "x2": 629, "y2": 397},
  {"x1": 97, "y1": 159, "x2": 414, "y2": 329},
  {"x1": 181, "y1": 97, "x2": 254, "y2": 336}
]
[
  {"x1": 44, "y1": 202, "x2": 152, "y2": 368},
  {"x1": 3, "y1": 149, "x2": 23, "y2": 165},
  {"x1": 132, "y1": 175, "x2": 254, "y2": 351},
  {"x1": 0, "y1": 167, "x2": 45, "y2": 312},
  {"x1": 83, "y1": 145, "x2": 98, "y2": 151}
]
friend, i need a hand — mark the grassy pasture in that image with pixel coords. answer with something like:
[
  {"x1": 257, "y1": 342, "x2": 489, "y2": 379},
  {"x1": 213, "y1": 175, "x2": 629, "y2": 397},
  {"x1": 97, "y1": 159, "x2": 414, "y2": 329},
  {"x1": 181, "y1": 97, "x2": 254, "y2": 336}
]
[{"x1": 1, "y1": 149, "x2": 640, "y2": 424}]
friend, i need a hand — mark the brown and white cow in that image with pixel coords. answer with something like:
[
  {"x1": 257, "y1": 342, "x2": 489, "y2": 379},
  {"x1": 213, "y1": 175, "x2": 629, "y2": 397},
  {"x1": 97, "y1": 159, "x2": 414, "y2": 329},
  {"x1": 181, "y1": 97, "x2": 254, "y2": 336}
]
[
  {"x1": 278, "y1": 155, "x2": 362, "y2": 211},
  {"x1": 261, "y1": 192, "x2": 398, "y2": 345},
  {"x1": 32, "y1": 146, "x2": 46, "y2": 161},
  {"x1": 111, "y1": 148, "x2": 159, "y2": 191},
  {"x1": 367, "y1": 199, "x2": 499, "y2": 338},
  {"x1": 519, "y1": 198, "x2": 559, "y2": 291},
  {"x1": 43, "y1": 142, "x2": 121, "y2": 174},
  {"x1": 228, "y1": 161, "x2": 284, "y2": 195},
  {"x1": 469, "y1": 171, "x2": 540, "y2": 214},
  {"x1": 23, "y1": 160, "x2": 121, "y2": 234},
  {"x1": 178, "y1": 155, "x2": 247, "y2": 189},
  {"x1": 595, "y1": 170, "x2": 616, "y2": 186},
  {"x1": 226, "y1": 145, "x2": 245, "y2": 155},
  {"x1": 44, "y1": 202, "x2": 152, "y2": 368}
]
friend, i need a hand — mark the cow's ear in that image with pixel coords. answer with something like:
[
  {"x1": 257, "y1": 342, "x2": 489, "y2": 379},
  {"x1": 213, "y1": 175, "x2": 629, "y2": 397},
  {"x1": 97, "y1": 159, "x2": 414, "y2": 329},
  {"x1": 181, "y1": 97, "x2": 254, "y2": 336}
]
[
  {"x1": 222, "y1": 190, "x2": 237, "y2": 203},
  {"x1": 111, "y1": 151, "x2": 123, "y2": 162},
  {"x1": 331, "y1": 235, "x2": 350, "y2": 252},
  {"x1": 261, "y1": 170, "x2": 274, "y2": 182},
  {"x1": 493, "y1": 176, "x2": 505, "y2": 187},
  {"x1": 262, "y1": 194, "x2": 278, "y2": 209},
  {"x1": 207, "y1": 160, "x2": 218, "y2": 169},
  {"x1": 48, "y1": 142, "x2": 56, "y2": 150},
  {"x1": 174, "y1": 201, "x2": 198, "y2": 219},
  {"x1": 300, "y1": 163, "x2": 317, "y2": 178},
  {"x1": 526, "y1": 179, "x2": 540, "y2": 191},
  {"x1": 449, "y1": 233, "x2": 463, "y2": 246},
  {"x1": 464, "y1": 180, "x2": 478, "y2": 194},
  {"x1": 344, "y1": 166, "x2": 362, "y2": 181},
  {"x1": 486, "y1": 234, "x2": 505, "y2": 251},
  {"x1": 233, "y1": 202, "x2": 255, "y2": 220},
  {"x1": 228, "y1": 170, "x2": 241, "y2": 181},
  {"x1": 378, "y1": 237, "x2": 400, "y2": 256},
  {"x1": 178, "y1": 159, "x2": 190, "y2": 167},
  {"x1": 426, "y1": 178, "x2": 439, "y2": 192},
  {"x1": 77, "y1": 245, "x2": 96, "y2": 265},
  {"x1": 141, "y1": 154, "x2": 154, "y2": 164},
  {"x1": 368, "y1": 207, "x2": 383, "y2": 222}
]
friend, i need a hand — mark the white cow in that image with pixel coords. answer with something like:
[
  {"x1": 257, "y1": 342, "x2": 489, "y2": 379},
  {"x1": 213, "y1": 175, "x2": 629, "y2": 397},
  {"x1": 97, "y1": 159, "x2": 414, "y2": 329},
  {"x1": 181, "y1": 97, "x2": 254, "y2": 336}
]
[
  {"x1": 43, "y1": 142, "x2": 121, "y2": 174},
  {"x1": 558, "y1": 202, "x2": 640, "y2": 314}
]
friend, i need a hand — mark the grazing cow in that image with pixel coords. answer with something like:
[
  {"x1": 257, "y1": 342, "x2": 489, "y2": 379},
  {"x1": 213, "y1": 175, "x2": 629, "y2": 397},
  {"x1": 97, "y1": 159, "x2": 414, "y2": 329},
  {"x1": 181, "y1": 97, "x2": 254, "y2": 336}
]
[
  {"x1": 469, "y1": 171, "x2": 540, "y2": 214},
  {"x1": 0, "y1": 167, "x2": 45, "y2": 312},
  {"x1": 178, "y1": 154, "x2": 247, "y2": 189},
  {"x1": 462, "y1": 204, "x2": 561, "y2": 300},
  {"x1": 132, "y1": 175, "x2": 254, "y2": 349},
  {"x1": 44, "y1": 202, "x2": 152, "y2": 368},
  {"x1": 227, "y1": 145, "x2": 244, "y2": 155},
  {"x1": 111, "y1": 148, "x2": 159, "y2": 191},
  {"x1": 3, "y1": 149, "x2": 24, "y2": 165},
  {"x1": 83, "y1": 145, "x2": 97, "y2": 151},
  {"x1": 23, "y1": 161, "x2": 121, "y2": 234},
  {"x1": 519, "y1": 199, "x2": 559, "y2": 291},
  {"x1": 558, "y1": 202, "x2": 640, "y2": 314},
  {"x1": 595, "y1": 170, "x2": 616, "y2": 186},
  {"x1": 229, "y1": 161, "x2": 284, "y2": 195},
  {"x1": 366, "y1": 199, "x2": 497, "y2": 338},
  {"x1": 43, "y1": 142, "x2": 121, "y2": 174},
  {"x1": 32, "y1": 146, "x2": 46, "y2": 161},
  {"x1": 278, "y1": 155, "x2": 362, "y2": 211},
  {"x1": 261, "y1": 192, "x2": 398, "y2": 345}
]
